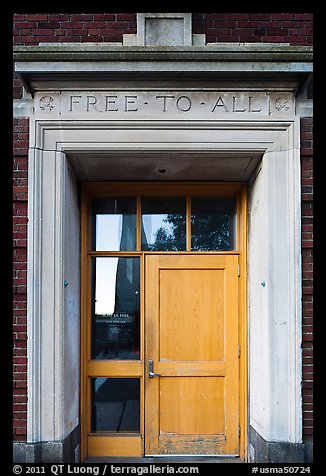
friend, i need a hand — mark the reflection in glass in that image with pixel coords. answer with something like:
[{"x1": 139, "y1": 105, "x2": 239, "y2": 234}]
[
  {"x1": 91, "y1": 378, "x2": 140, "y2": 432},
  {"x1": 91, "y1": 197, "x2": 136, "y2": 251},
  {"x1": 141, "y1": 198, "x2": 186, "y2": 251},
  {"x1": 191, "y1": 197, "x2": 236, "y2": 251},
  {"x1": 91, "y1": 257, "x2": 140, "y2": 360}
]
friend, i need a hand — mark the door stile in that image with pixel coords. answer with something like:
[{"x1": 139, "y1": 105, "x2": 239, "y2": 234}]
[
  {"x1": 80, "y1": 185, "x2": 91, "y2": 462},
  {"x1": 238, "y1": 185, "x2": 248, "y2": 461},
  {"x1": 144, "y1": 255, "x2": 160, "y2": 456},
  {"x1": 224, "y1": 255, "x2": 240, "y2": 454}
]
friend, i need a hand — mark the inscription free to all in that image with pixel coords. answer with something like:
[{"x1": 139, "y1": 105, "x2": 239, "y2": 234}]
[{"x1": 37, "y1": 91, "x2": 294, "y2": 116}]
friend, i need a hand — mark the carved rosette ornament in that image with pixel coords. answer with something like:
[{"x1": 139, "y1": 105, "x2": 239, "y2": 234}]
[
  {"x1": 274, "y1": 96, "x2": 290, "y2": 112},
  {"x1": 39, "y1": 96, "x2": 54, "y2": 111}
]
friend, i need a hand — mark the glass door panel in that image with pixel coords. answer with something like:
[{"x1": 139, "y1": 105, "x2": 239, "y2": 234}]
[
  {"x1": 91, "y1": 257, "x2": 140, "y2": 360},
  {"x1": 91, "y1": 378, "x2": 140, "y2": 432}
]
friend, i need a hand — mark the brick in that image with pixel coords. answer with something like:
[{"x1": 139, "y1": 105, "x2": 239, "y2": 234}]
[
  {"x1": 60, "y1": 21, "x2": 85, "y2": 29},
  {"x1": 14, "y1": 427, "x2": 27, "y2": 435},
  {"x1": 249, "y1": 14, "x2": 272, "y2": 21},
  {"x1": 13, "y1": 404, "x2": 27, "y2": 412},
  {"x1": 13, "y1": 357, "x2": 27, "y2": 365},
  {"x1": 228, "y1": 14, "x2": 250, "y2": 20},
  {"x1": 14, "y1": 21, "x2": 37, "y2": 29},
  {"x1": 25, "y1": 14, "x2": 48, "y2": 21},
  {"x1": 203, "y1": 13, "x2": 228, "y2": 21},
  {"x1": 301, "y1": 178, "x2": 313, "y2": 186},
  {"x1": 13, "y1": 384, "x2": 27, "y2": 394},
  {"x1": 270, "y1": 14, "x2": 286, "y2": 20},
  {"x1": 93, "y1": 14, "x2": 115, "y2": 21},
  {"x1": 13, "y1": 14, "x2": 26, "y2": 21},
  {"x1": 64, "y1": 29, "x2": 89, "y2": 36},
  {"x1": 13, "y1": 202, "x2": 27, "y2": 216},
  {"x1": 38, "y1": 21, "x2": 60, "y2": 29},
  {"x1": 303, "y1": 428, "x2": 313, "y2": 436},
  {"x1": 116, "y1": 14, "x2": 136, "y2": 21},
  {"x1": 87, "y1": 29, "x2": 100, "y2": 36},
  {"x1": 266, "y1": 28, "x2": 288, "y2": 36},
  {"x1": 70, "y1": 14, "x2": 94, "y2": 21},
  {"x1": 34, "y1": 36, "x2": 59, "y2": 43},
  {"x1": 237, "y1": 21, "x2": 256, "y2": 28},
  {"x1": 33, "y1": 29, "x2": 57, "y2": 36},
  {"x1": 14, "y1": 364, "x2": 27, "y2": 373},
  {"x1": 83, "y1": 36, "x2": 104, "y2": 42},
  {"x1": 48, "y1": 14, "x2": 70, "y2": 21},
  {"x1": 294, "y1": 14, "x2": 313, "y2": 20},
  {"x1": 213, "y1": 21, "x2": 237, "y2": 28},
  {"x1": 265, "y1": 36, "x2": 289, "y2": 42}
]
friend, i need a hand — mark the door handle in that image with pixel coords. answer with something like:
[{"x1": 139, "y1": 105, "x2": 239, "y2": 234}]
[{"x1": 148, "y1": 359, "x2": 161, "y2": 378}]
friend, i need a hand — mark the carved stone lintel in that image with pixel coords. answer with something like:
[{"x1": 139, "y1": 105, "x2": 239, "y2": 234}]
[{"x1": 34, "y1": 90, "x2": 295, "y2": 118}]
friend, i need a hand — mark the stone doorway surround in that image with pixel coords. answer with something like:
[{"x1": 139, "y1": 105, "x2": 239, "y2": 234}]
[{"x1": 13, "y1": 38, "x2": 312, "y2": 463}]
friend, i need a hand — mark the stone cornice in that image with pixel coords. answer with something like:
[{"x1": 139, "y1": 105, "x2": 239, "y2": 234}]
[
  {"x1": 14, "y1": 43, "x2": 313, "y2": 62},
  {"x1": 13, "y1": 43, "x2": 313, "y2": 95}
]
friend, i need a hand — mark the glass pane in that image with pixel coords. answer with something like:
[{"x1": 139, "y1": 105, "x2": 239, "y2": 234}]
[
  {"x1": 91, "y1": 378, "x2": 140, "y2": 432},
  {"x1": 191, "y1": 197, "x2": 236, "y2": 251},
  {"x1": 141, "y1": 197, "x2": 186, "y2": 251},
  {"x1": 92, "y1": 197, "x2": 136, "y2": 251},
  {"x1": 91, "y1": 257, "x2": 140, "y2": 360}
]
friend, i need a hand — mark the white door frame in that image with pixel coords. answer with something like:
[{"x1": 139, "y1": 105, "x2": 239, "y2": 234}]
[{"x1": 26, "y1": 115, "x2": 302, "y2": 458}]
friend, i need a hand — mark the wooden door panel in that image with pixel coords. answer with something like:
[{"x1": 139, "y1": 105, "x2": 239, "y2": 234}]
[
  {"x1": 159, "y1": 269, "x2": 225, "y2": 361},
  {"x1": 145, "y1": 254, "x2": 239, "y2": 456},
  {"x1": 160, "y1": 377, "x2": 225, "y2": 434}
]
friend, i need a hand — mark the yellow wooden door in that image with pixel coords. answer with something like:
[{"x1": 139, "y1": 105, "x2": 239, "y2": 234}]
[{"x1": 145, "y1": 254, "x2": 239, "y2": 456}]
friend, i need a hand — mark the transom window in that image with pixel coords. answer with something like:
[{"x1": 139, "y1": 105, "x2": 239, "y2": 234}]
[{"x1": 90, "y1": 189, "x2": 238, "y2": 252}]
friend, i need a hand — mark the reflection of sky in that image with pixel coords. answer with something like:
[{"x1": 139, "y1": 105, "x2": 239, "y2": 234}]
[
  {"x1": 95, "y1": 257, "x2": 119, "y2": 315},
  {"x1": 96, "y1": 215, "x2": 122, "y2": 250},
  {"x1": 94, "y1": 214, "x2": 169, "y2": 315},
  {"x1": 95, "y1": 376, "x2": 107, "y2": 392},
  {"x1": 142, "y1": 214, "x2": 173, "y2": 245}
]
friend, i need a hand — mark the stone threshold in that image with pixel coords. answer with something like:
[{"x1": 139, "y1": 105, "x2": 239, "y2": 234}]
[{"x1": 85, "y1": 457, "x2": 243, "y2": 463}]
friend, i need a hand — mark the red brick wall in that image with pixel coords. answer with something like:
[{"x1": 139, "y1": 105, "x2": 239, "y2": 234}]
[
  {"x1": 13, "y1": 118, "x2": 29, "y2": 442},
  {"x1": 13, "y1": 13, "x2": 137, "y2": 45},
  {"x1": 192, "y1": 13, "x2": 313, "y2": 44},
  {"x1": 12, "y1": 13, "x2": 313, "y2": 46},
  {"x1": 300, "y1": 117, "x2": 313, "y2": 441},
  {"x1": 13, "y1": 13, "x2": 313, "y2": 446}
]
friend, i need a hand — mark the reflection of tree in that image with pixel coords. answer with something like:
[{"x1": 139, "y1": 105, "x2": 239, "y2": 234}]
[
  {"x1": 147, "y1": 214, "x2": 186, "y2": 251},
  {"x1": 191, "y1": 214, "x2": 232, "y2": 251},
  {"x1": 149, "y1": 213, "x2": 232, "y2": 251}
]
